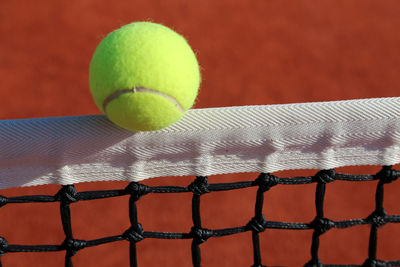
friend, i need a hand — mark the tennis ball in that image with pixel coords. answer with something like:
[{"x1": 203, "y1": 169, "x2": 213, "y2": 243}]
[{"x1": 89, "y1": 22, "x2": 201, "y2": 131}]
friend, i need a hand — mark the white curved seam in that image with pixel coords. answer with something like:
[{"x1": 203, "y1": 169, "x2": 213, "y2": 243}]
[{"x1": 102, "y1": 86, "x2": 184, "y2": 113}]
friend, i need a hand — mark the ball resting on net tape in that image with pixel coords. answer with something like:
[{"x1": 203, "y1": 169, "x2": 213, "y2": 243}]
[{"x1": 89, "y1": 21, "x2": 201, "y2": 131}]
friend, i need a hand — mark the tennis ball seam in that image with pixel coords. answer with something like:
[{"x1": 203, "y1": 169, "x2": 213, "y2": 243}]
[{"x1": 102, "y1": 86, "x2": 184, "y2": 113}]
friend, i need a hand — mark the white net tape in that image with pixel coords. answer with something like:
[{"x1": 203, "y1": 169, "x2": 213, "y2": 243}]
[{"x1": 1, "y1": 97, "x2": 399, "y2": 189}]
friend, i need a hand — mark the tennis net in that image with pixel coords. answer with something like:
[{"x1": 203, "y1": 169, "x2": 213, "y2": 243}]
[{"x1": 0, "y1": 97, "x2": 399, "y2": 266}]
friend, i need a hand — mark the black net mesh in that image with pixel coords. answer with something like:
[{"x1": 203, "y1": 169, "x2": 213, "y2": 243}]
[{"x1": 0, "y1": 166, "x2": 399, "y2": 267}]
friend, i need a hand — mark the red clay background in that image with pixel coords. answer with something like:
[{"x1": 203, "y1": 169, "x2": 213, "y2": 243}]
[{"x1": 0, "y1": 1, "x2": 400, "y2": 266}]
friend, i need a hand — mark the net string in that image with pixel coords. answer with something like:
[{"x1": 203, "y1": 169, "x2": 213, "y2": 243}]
[{"x1": 0, "y1": 166, "x2": 399, "y2": 267}]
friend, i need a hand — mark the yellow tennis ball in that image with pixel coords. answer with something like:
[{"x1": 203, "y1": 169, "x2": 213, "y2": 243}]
[{"x1": 89, "y1": 21, "x2": 201, "y2": 131}]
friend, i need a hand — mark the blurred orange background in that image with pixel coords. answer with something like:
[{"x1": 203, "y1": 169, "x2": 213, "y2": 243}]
[{"x1": 0, "y1": 1, "x2": 399, "y2": 266}]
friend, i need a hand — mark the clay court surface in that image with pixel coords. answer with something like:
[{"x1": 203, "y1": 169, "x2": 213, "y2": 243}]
[{"x1": 0, "y1": 1, "x2": 400, "y2": 266}]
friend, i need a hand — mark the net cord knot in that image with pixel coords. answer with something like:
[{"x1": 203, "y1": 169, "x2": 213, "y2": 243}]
[
  {"x1": 313, "y1": 169, "x2": 335, "y2": 184},
  {"x1": 125, "y1": 182, "x2": 150, "y2": 201},
  {"x1": 63, "y1": 239, "x2": 87, "y2": 256},
  {"x1": 304, "y1": 258, "x2": 323, "y2": 267},
  {"x1": 0, "y1": 196, "x2": 8, "y2": 207},
  {"x1": 377, "y1": 166, "x2": 399, "y2": 184},
  {"x1": 247, "y1": 215, "x2": 267, "y2": 233},
  {"x1": 188, "y1": 176, "x2": 210, "y2": 195},
  {"x1": 310, "y1": 217, "x2": 335, "y2": 235},
  {"x1": 255, "y1": 173, "x2": 279, "y2": 192},
  {"x1": 56, "y1": 185, "x2": 79, "y2": 204},
  {"x1": 123, "y1": 223, "x2": 145, "y2": 243},
  {"x1": 362, "y1": 258, "x2": 387, "y2": 267},
  {"x1": 190, "y1": 227, "x2": 213, "y2": 244},
  {"x1": 366, "y1": 209, "x2": 387, "y2": 227},
  {"x1": 0, "y1": 237, "x2": 8, "y2": 256}
]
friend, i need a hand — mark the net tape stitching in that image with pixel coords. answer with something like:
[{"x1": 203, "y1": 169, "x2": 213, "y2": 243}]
[{"x1": 0, "y1": 166, "x2": 399, "y2": 267}]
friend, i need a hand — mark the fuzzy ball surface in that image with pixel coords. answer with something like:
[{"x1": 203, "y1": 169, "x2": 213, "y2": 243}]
[{"x1": 89, "y1": 21, "x2": 201, "y2": 131}]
